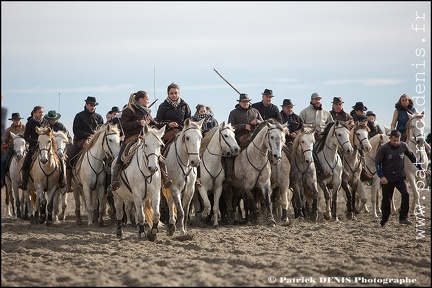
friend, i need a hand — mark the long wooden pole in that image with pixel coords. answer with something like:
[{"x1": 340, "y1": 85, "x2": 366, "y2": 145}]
[{"x1": 213, "y1": 68, "x2": 241, "y2": 95}]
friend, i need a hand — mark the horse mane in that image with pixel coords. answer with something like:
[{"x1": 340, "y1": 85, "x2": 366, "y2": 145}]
[
  {"x1": 405, "y1": 111, "x2": 424, "y2": 142},
  {"x1": 84, "y1": 124, "x2": 119, "y2": 151},
  {"x1": 250, "y1": 119, "x2": 284, "y2": 141},
  {"x1": 199, "y1": 125, "x2": 219, "y2": 155},
  {"x1": 369, "y1": 133, "x2": 389, "y2": 152},
  {"x1": 314, "y1": 121, "x2": 335, "y2": 153}
]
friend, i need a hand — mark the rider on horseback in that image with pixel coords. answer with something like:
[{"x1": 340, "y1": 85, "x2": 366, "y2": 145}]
[
  {"x1": 109, "y1": 90, "x2": 170, "y2": 194},
  {"x1": 1, "y1": 113, "x2": 25, "y2": 187}
]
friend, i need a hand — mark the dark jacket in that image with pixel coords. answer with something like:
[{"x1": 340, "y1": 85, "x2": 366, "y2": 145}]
[
  {"x1": 49, "y1": 121, "x2": 72, "y2": 143},
  {"x1": 252, "y1": 102, "x2": 282, "y2": 123},
  {"x1": 23, "y1": 117, "x2": 49, "y2": 149},
  {"x1": 281, "y1": 111, "x2": 303, "y2": 143},
  {"x1": 228, "y1": 104, "x2": 263, "y2": 143},
  {"x1": 121, "y1": 105, "x2": 163, "y2": 141},
  {"x1": 155, "y1": 99, "x2": 191, "y2": 131},
  {"x1": 330, "y1": 109, "x2": 352, "y2": 122},
  {"x1": 72, "y1": 107, "x2": 104, "y2": 144}
]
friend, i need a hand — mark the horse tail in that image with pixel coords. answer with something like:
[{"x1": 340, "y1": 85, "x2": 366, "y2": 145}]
[
  {"x1": 161, "y1": 187, "x2": 177, "y2": 217},
  {"x1": 144, "y1": 199, "x2": 153, "y2": 227}
]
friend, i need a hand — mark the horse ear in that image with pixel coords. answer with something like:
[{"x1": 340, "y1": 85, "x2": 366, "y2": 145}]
[
  {"x1": 157, "y1": 125, "x2": 166, "y2": 139},
  {"x1": 11, "y1": 132, "x2": 16, "y2": 138},
  {"x1": 35, "y1": 126, "x2": 41, "y2": 134},
  {"x1": 184, "y1": 118, "x2": 191, "y2": 127},
  {"x1": 221, "y1": 121, "x2": 226, "y2": 127},
  {"x1": 197, "y1": 118, "x2": 205, "y2": 129},
  {"x1": 143, "y1": 124, "x2": 149, "y2": 135}
]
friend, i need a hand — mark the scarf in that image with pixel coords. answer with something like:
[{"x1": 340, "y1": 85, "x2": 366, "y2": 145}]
[
  {"x1": 166, "y1": 96, "x2": 181, "y2": 108},
  {"x1": 134, "y1": 100, "x2": 150, "y2": 118},
  {"x1": 33, "y1": 115, "x2": 43, "y2": 124}
]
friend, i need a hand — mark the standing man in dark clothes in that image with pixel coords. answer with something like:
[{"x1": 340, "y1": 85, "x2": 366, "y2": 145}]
[
  {"x1": 252, "y1": 89, "x2": 282, "y2": 123},
  {"x1": 65, "y1": 96, "x2": 104, "y2": 192},
  {"x1": 375, "y1": 129, "x2": 425, "y2": 227}
]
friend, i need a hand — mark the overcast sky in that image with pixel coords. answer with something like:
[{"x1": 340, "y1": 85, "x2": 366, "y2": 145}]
[{"x1": 1, "y1": 1, "x2": 430, "y2": 137}]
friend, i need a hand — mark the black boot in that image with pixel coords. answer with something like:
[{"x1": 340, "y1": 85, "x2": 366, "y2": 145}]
[
  {"x1": 224, "y1": 156, "x2": 234, "y2": 183},
  {"x1": 58, "y1": 159, "x2": 66, "y2": 188},
  {"x1": 159, "y1": 159, "x2": 172, "y2": 188},
  {"x1": 65, "y1": 168, "x2": 73, "y2": 193},
  {"x1": 19, "y1": 168, "x2": 28, "y2": 190},
  {"x1": 110, "y1": 163, "x2": 123, "y2": 192}
]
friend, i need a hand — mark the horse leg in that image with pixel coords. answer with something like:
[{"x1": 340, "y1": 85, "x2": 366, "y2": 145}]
[
  {"x1": 162, "y1": 187, "x2": 178, "y2": 236},
  {"x1": 46, "y1": 188, "x2": 57, "y2": 227},
  {"x1": 134, "y1": 198, "x2": 146, "y2": 239},
  {"x1": 331, "y1": 184, "x2": 340, "y2": 221},
  {"x1": 318, "y1": 182, "x2": 331, "y2": 220},
  {"x1": 97, "y1": 184, "x2": 107, "y2": 227},
  {"x1": 5, "y1": 182, "x2": 12, "y2": 217},
  {"x1": 147, "y1": 194, "x2": 161, "y2": 242},
  {"x1": 114, "y1": 194, "x2": 125, "y2": 238},
  {"x1": 306, "y1": 183, "x2": 319, "y2": 222},
  {"x1": 73, "y1": 185, "x2": 83, "y2": 225},
  {"x1": 222, "y1": 184, "x2": 236, "y2": 224},
  {"x1": 58, "y1": 192, "x2": 68, "y2": 221},
  {"x1": 262, "y1": 185, "x2": 276, "y2": 227}
]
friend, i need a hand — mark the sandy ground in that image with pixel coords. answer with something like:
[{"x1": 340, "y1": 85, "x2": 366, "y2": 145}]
[{"x1": 1, "y1": 184, "x2": 431, "y2": 287}]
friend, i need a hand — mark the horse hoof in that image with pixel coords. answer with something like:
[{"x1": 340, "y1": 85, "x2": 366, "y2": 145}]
[
  {"x1": 267, "y1": 222, "x2": 276, "y2": 228},
  {"x1": 167, "y1": 223, "x2": 176, "y2": 236},
  {"x1": 116, "y1": 228, "x2": 123, "y2": 238},
  {"x1": 46, "y1": 220, "x2": 53, "y2": 227},
  {"x1": 147, "y1": 230, "x2": 157, "y2": 242}
]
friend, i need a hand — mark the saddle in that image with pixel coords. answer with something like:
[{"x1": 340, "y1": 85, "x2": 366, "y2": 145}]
[{"x1": 121, "y1": 135, "x2": 142, "y2": 169}]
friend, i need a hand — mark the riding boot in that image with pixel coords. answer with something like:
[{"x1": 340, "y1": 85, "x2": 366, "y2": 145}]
[
  {"x1": 65, "y1": 168, "x2": 74, "y2": 193},
  {"x1": 159, "y1": 159, "x2": 172, "y2": 188},
  {"x1": 19, "y1": 167, "x2": 28, "y2": 190},
  {"x1": 58, "y1": 158, "x2": 66, "y2": 188},
  {"x1": 110, "y1": 163, "x2": 123, "y2": 192},
  {"x1": 224, "y1": 156, "x2": 234, "y2": 183},
  {"x1": 19, "y1": 151, "x2": 32, "y2": 190},
  {"x1": 195, "y1": 166, "x2": 202, "y2": 188}
]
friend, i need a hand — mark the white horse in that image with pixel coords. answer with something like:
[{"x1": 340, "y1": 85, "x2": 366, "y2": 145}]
[
  {"x1": 289, "y1": 125, "x2": 319, "y2": 221},
  {"x1": 26, "y1": 127, "x2": 62, "y2": 226},
  {"x1": 195, "y1": 121, "x2": 240, "y2": 228},
  {"x1": 72, "y1": 124, "x2": 121, "y2": 226},
  {"x1": 231, "y1": 120, "x2": 287, "y2": 227},
  {"x1": 52, "y1": 131, "x2": 70, "y2": 221},
  {"x1": 4, "y1": 132, "x2": 27, "y2": 219},
  {"x1": 162, "y1": 118, "x2": 204, "y2": 237},
  {"x1": 112, "y1": 125, "x2": 166, "y2": 241},
  {"x1": 314, "y1": 121, "x2": 353, "y2": 221},
  {"x1": 340, "y1": 120, "x2": 372, "y2": 219}
]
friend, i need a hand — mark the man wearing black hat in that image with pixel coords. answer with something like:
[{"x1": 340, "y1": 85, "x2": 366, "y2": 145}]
[
  {"x1": 65, "y1": 96, "x2": 104, "y2": 192},
  {"x1": 330, "y1": 97, "x2": 352, "y2": 123},
  {"x1": 252, "y1": 89, "x2": 282, "y2": 123},
  {"x1": 1, "y1": 113, "x2": 25, "y2": 187},
  {"x1": 225, "y1": 93, "x2": 263, "y2": 183},
  {"x1": 280, "y1": 99, "x2": 303, "y2": 144},
  {"x1": 350, "y1": 102, "x2": 368, "y2": 121}
]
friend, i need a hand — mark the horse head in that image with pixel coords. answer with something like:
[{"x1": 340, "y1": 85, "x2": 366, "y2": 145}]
[
  {"x1": 180, "y1": 118, "x2": 203, "y2": 167},
  {"x1": 333, "y1": 120, "x2": 354, "y2": 155},
  {"x1": 11, "y1": 132, "x2": 26, "y2": 161},
  {"x1": 219, "y1": 121, "x2": 240, "y2": 157},
  {"x1": 298, "y1": 125, "x2": 315, "y2": 164},
  {"x1": 266, "y1": 121, "x2": 287, "y2": 164},
  {"x1": 53, "y1": 131, "x2": 69, "y2": 160},
  {"x1": 36, "y1": 126, "x2": 55, "y2": 165},
  {"x1": 102, "y1": 124, "x2": 121, "y2": 160},
  {"x1": 142, "y1": 125, "x2": 166, "y2": 174},
  {"x1": 407, "y1": 111, "x2": 425, "y2": 146},
  {"x1": 352, "y1": 120, "x2": 372, "y2": 153}
]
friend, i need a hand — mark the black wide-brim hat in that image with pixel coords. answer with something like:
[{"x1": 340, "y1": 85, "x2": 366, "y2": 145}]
[
  {"x1": 44, "y1": 110, "x2": 61, "y2": 121},
  {"x1": 262, "y1": 89, "x2": 274, "y2": 97},
  {"x1": 110, "y1": 106, "x2": 121, "y2": 113},
  {"x1": 8, "y1": 112, "x2": 23, "y2": 120},
  {"x1": 352, "y1": 102, "x2": 367, "y2": 111},
  {"x1": 84, "y1": 96, "x2": 99, "y2": 106}
]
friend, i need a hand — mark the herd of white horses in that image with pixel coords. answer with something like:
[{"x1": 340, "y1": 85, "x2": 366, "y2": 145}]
[{"x1": 2, "y1": 111, "x2": 429, "y2": 241}]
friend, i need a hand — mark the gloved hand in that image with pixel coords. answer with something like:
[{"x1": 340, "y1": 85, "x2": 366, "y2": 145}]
[{"x1": 2, "y1": 143, "x2": 8, "y2": 150}]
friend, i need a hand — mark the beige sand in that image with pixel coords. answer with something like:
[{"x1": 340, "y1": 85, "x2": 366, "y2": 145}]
[{"x1": 1, "y1": 186, "x2": 430, "y2": 287}]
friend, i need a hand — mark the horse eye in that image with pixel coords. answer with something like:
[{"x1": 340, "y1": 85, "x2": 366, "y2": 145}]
[{"x1": 186, "y1": 137, "x2": 189, "y2": 141}]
